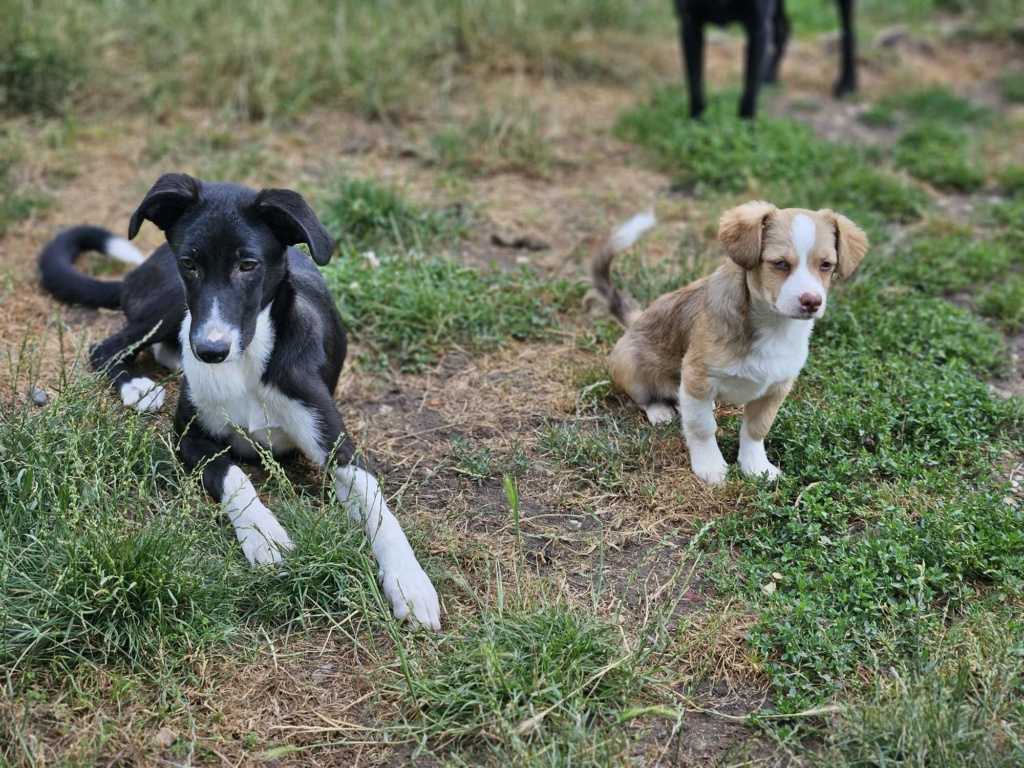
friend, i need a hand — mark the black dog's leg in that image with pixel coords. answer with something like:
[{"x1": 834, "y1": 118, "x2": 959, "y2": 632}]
[
  {"x1": 90, "y1": 321, "x2": 169, "y2": 412},
  {"x1": 739, "y1": 12, "x2": 772, "y2": 118},
  {"x1": 833, "y1": 0, "x2": 857, "y2": 96},
  {"x1": 175, "y1": 387, "x2": 293, "y2": 565},
  {"x1": 675, "y1": 3, "x2": 707, "y2": 118},
  {"x1": 293, "y1": 386, "x2": 441, "y2": 630},
  {"x1": 764, "y1": 0, "x2": 790, "y2": 84}
]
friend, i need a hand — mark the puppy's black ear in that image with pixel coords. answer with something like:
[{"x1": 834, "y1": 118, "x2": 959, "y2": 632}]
[
  {"x1": 718, "y1": 200, "x2": 776, "y2": 270},
  {"x1": 254, "y1": 188, "x2": 335, "y2": 266},
  {"x1": 128, "y1": 173, "x2": 201, "y2": 240}
]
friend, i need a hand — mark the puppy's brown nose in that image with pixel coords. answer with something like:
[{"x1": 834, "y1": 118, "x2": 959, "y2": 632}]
[{"x1": 799, "y1": 293, "x2": 822, "y2": 313}]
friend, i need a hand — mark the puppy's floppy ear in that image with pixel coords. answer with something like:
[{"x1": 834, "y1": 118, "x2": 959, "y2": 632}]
[
  {"x1": 128, "y1": 173, "x2": 201, "y2": 240},
  {"x1": 254, "y1": 188, "x2": 335, "y2": 266},
  {"x1": 718, "y1": 200, "x2": 776, "y2": 270},
  {"x1": 823, "y1": 210, "x2": 869, "y2": 279}
]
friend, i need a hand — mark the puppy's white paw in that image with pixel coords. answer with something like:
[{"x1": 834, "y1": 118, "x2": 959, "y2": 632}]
[
  {"x1": 235, "y1": 504, "x2": 294, "y2": 566},
  {"x1": 380, "y1": 554, "x2": 441, "y2": 631},
  {"x1": 740, "y1": 457, "x2": 782, "y2": 480},
  {"x1": 688, "y1": 440, "x2": 729, "y2": 486},
  {"x1": 645, "y1": 403, "x2": 677, "y2": 425},
  {"x1": 120, "y1": 377, "x2": 165, "y2": 412}
]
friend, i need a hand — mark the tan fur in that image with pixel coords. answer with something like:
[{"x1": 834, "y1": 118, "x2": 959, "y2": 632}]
[
  {"x1": 588, "y1": 236, "x2": 643, "y2": 327},
  {"x1": 593, "y1": 201, "x2": 870, "y2": 483}
]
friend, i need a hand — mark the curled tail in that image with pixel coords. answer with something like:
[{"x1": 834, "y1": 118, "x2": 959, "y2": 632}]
[
  {"x1": 39, "y1": 225, "x2": 145, "y2": 309},
  {"x1": 588, "y1": 210, "x2": 656, "y2": 327}
]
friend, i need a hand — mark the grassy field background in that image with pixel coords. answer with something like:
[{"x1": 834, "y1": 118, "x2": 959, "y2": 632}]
[{"x1": 3, "y1": 0, "x2": 1024, "y2": 765}]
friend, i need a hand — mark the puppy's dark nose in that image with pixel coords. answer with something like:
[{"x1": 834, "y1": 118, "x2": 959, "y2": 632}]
[
  {"x1": 799, "y1": 293, "x2": 822, "y2": 313},
  {"x1": 193, "y1": 339, "x2": 231, "y2": 364}
]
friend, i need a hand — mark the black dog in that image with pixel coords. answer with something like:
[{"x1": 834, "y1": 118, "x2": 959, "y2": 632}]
[
  {"x1": 673, "y1": 0, "x2": 857, "y2": 118},
  {"x1": 38, "y1": 173, "x2": 441, "y2": 630}
]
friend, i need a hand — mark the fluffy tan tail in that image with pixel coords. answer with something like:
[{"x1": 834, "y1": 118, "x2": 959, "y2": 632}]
[{"x1": 588, "y1": 210, "x2": 656, "y2": 327}]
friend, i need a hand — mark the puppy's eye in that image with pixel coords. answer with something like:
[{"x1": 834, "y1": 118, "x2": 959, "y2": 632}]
[
  {"x1": 772, "y1": 260, "x2": 790, "y2": 271},
  {"x1": 239, "y1": 260, "x2": 259, "y2": 273},
  {"x1": 179, "y1": 258, "x2": 198, "y2": 272},
  {"x1": 820, "y1": 261, "x2": 834, "y2": 271}
]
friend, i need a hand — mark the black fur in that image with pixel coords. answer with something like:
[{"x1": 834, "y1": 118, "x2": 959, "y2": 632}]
[
  {"x1": 673, "y1": 0, "x2": 858, "y2": 119},
  {"x1": 38, "y1": 225, "x2": 127, "y2": 309}
]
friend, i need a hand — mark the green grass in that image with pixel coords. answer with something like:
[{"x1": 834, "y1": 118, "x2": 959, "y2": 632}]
[
  {"x1": 0, "y1": 0, "x2": 85, "y2": 115},
  {"x1": 818, "y1": 611, "x2": 1024, "y2": 766},
  {"x1": 894, "y1": 123, "x2": 985, "y2": 191},
  {"x1": 0, "y1": 0, "x2": 671, "y2": 119},
  {"x1": 318, "y1": 178, "x2": 579, "y2": 372},
  {"x1": 319, "y1": 176, "x2": 471, "y2": 257},
  {"x1": 432, "y1": 103, "x2": 556, "y2": 179},
  {"x1": 0, "y1": 363, "x2": 423, "y2": 674},
  {"x1": 0, "y1": 139, "x2": 50, "y2": 236},
  {"x1": 866, "y1": 86, "x2": 993, "y2": 129},
  {"x1": 616, "y1": 88, "x2": 928, "y2": 237},
  {"x1": 1002, "y1": 71, "x2": 1024, "y2": 104},
  {"x1": 401, "y1": 602, "x2": 641, "y2": 765}
]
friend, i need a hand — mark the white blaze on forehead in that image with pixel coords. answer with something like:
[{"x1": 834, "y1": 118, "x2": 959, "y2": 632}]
[{"x1": 790, "y1": 214, "x2": 817, "y2": 264}]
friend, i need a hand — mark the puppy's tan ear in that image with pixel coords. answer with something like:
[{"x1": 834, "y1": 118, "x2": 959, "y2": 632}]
[
  {"x1": 718, "y1": 200, "x2": 776, "y2": 270},
  {"x1": 825, "y1": 211, "x2": 869, "y2": 279}
]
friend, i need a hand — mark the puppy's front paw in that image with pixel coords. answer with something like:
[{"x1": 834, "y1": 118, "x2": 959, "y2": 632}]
[
  {"x1": 380, "y1": 554, "x2": 441, "y2": 631},
  {"x1": 235, "y1": 504, "x2": 294, "y2": 566},
  {"x1": 688, "y1": 440, "x2": 728, "y2": 486},
  {"x1": 740, "y1": 458, "x2": 782, "y2": 481},
  {"x1": 120, "y1": 377, "x2": 165, "y2": 413}
]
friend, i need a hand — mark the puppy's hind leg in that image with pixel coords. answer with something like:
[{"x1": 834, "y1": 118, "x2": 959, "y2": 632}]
[{"x1": 90, "y1": 321, "x2": 169, "y2": 412}]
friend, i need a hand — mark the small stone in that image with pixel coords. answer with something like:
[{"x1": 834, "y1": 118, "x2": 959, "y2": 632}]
[
  {"x1": 28, "y1": 386, "x2": 48, "y2": 406},
  {"x1": 1005, "y1": 497, "x2": 1018, "y2": 507},
  {"x1": 771, "y1": 572, "x2": 783, "y2": 581},
  {"x1": 568, "y1": 519, "x2": 582, "y2": 529},
  {"x1": 378, "y1": 404, "x2": 394, "y2": 416},
  {"x1": 874, "y1": 25, "x2": 910, "y2": 48},
  {"x1": 761, "y1": 581, "x2": 776, "y2": 596},
  {"x1": 153, "y1": 727, "x2": 176, "y2": 748}
]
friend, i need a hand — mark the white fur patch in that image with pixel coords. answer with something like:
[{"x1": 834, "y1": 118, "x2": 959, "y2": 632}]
[
  {"x1": 610, "y1": 209, "x2": 656, "y2": 253},
  {"x1": 120, "y1": 377, "x2": 165, "y2": 412},
  {"x1": 193, "y1": 299, "x2": 242, "y2": 361},
  {"x1": 151, "y1": 342, "x2": 181, "y2": 371},
  {"x1": 334, "y1": 465, "x2": 441, "y2": 631},
  {"x1": 716, "y1": 302, "x2": 812, "y2": 405},
  {"x1": 777, "y1": 214, "x2": 827, "y2": 318},
  {"x1": 645, "y1": 403, "x2": 677, "y2": 425},
  {"x1": 221, "y1": 465, "x2": 292, "y2": 565},
  {"x1": 790, "y1": 214, "x2": 817, "y2": 261},
  {"x1": 738, "y1": 422, "x2": 782, "y2": 479},
  {"x1": 104, "y1": 236, "x2": 145, "y2": 265},
  {"x1": 181, "y1": 305, "x2": 319, "y2": 458},
  {"x1": 678, "y1": 390, "x2": 728, "y2": 485}
]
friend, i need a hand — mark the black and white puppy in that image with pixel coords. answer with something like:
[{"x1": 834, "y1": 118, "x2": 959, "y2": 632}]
[
  {"x1": 38, "y1": 173, "x2": 441, "y2": 630},
  {"x1": 673, "y1": 0, "x2": 857, "y2": 119}
]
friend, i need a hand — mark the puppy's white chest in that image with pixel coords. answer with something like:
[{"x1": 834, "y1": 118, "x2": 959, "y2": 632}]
[
  {"x1": 181, "y1": 308, "x2": 308, "y2": 454},
  {"x1": 713, "y1": 320, "x2": 812, "y2": 404}
]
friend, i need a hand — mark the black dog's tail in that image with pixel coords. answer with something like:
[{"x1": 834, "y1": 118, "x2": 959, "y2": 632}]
[
  {"x1": 588, "y1": 210, "x2": 656, "y2": 328},
  {"x1": 38, "y1": 225, "x2": 145, "y2": 309}
]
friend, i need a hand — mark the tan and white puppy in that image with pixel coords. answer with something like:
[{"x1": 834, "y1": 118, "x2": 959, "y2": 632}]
[{"x1": 590, "y1": 201, "x2": 868, "y2": 485}]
